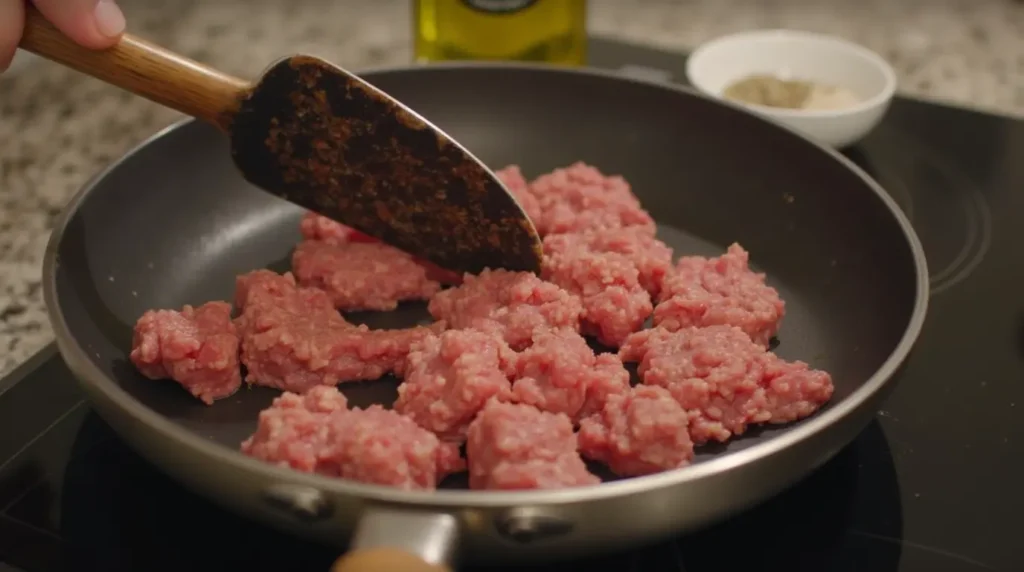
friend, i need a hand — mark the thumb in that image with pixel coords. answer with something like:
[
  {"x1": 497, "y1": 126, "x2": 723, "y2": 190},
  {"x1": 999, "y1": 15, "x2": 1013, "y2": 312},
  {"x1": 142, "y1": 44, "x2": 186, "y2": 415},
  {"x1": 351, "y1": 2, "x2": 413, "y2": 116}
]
[
  {"x1": 32, "y1": 0, "x2": 125, "y2": 49},
  {"x1": 0, "y1": 0, "x2": 25, "y2": 71}
]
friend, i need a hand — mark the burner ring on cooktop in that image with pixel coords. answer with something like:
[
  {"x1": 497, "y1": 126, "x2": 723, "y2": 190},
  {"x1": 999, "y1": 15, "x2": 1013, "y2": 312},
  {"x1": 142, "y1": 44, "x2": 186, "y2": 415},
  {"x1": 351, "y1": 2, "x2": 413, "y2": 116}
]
[
  {"x1": 927, "y1": 180, "x2": 992, "y2": 295},
  {"x1": 847, "y1": 132, "x2": 992, "y2": 296}
]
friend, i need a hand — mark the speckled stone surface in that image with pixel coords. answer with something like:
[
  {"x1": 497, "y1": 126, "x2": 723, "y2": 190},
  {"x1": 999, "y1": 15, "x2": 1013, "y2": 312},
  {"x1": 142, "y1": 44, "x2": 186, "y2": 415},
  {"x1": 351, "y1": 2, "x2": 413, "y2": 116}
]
[{"x1": 0, "y1": 0, "x2": 1022, "y2": 376}]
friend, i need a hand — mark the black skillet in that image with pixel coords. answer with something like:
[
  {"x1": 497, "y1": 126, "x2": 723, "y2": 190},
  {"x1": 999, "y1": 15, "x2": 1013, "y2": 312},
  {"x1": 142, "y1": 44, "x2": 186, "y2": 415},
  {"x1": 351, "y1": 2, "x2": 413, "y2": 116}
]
[{"x1": 37, "y1": 26, "x2": 928, "y2": 572}]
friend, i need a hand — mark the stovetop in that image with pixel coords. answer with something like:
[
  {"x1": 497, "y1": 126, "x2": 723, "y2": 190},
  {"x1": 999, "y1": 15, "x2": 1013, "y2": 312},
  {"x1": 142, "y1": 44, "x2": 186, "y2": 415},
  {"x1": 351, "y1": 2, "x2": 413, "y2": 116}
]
[{"x1": 2, "y1": 38, "x2": 1023, "y2": 572}]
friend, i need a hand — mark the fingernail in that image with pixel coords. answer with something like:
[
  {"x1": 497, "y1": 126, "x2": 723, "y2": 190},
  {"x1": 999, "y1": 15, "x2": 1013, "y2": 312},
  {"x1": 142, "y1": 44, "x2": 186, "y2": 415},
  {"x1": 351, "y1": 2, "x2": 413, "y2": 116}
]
[{"x1": 94, "y1": 0, "x2": 126, "y2": 38}]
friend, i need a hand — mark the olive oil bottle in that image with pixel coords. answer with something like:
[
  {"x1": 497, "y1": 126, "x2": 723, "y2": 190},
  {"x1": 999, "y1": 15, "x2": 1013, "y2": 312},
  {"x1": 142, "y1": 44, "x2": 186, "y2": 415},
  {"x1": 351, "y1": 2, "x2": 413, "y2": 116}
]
[{"x1": 413, "y1": 0, "x2": 587, "y2": 66}]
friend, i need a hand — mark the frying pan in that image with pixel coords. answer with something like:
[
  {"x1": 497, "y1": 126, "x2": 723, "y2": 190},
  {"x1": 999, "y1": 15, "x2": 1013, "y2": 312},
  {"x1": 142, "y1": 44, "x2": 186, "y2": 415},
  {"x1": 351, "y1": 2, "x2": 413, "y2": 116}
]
[{"x1": 42, "y1": 63, "x2": 928, "y2": 570}]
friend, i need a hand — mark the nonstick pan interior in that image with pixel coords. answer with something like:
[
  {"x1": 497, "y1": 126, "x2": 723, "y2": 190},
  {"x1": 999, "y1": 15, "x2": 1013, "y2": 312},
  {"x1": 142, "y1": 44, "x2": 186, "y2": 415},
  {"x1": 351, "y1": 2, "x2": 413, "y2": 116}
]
[{"x1": 48, "y1": 66, "x2": 924, "y2": 490}]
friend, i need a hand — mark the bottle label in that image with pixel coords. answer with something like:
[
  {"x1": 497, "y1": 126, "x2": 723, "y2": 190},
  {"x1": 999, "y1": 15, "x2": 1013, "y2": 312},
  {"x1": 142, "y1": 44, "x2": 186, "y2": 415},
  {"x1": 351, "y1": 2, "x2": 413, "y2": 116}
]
[{"x1": 460, "y1": 0, "x2": 538, "y2": 14}]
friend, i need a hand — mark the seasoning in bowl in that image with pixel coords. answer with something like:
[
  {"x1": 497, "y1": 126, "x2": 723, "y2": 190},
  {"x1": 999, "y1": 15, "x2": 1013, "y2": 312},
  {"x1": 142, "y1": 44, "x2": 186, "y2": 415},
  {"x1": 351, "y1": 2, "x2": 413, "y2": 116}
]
[{"x1": 722, "y1": 74, "x2": 862, "y2": 111}]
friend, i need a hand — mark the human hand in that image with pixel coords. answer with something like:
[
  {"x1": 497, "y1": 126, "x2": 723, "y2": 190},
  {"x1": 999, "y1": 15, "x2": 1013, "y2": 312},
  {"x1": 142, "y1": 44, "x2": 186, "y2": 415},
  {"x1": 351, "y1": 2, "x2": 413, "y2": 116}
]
[{"x1": 1, "y1": 0, "x2": 125, "y2": 72}]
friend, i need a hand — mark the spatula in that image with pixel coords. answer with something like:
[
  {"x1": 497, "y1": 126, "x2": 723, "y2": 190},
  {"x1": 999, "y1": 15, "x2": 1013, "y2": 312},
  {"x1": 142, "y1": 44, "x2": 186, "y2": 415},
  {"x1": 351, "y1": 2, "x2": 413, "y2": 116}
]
[{"x1": 19, "y1": 7, "x2": 542, "y2": 275}]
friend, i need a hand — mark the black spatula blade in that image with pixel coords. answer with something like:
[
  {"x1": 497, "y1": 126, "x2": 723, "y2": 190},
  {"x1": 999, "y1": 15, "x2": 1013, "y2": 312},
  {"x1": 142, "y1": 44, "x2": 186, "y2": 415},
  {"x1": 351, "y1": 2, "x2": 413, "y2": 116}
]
[{"x1": 229, "y1": 55, "x2": 542, "y2": 275}]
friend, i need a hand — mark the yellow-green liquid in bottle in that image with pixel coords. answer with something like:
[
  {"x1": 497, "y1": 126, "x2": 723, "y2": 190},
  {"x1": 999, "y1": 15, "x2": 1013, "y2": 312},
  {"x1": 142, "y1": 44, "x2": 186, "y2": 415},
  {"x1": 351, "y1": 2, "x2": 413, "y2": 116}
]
[{"x1": 413, "y1": 0, "x2": 587, "y2": 66}]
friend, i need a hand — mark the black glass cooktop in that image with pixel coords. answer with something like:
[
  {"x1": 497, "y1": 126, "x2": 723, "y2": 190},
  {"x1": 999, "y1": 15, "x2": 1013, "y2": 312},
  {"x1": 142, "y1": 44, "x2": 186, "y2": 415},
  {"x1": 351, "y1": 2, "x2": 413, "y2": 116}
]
[{"x1": 2, "y1": 38, "x2": 1023, "y2": 572}]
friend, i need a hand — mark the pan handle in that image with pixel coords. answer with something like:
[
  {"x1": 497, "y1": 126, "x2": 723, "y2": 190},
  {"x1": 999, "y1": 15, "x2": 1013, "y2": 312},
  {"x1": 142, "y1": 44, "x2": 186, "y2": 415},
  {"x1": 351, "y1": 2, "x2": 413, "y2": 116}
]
[
  {"x1": 331, "y1": 548, "x2": 451, "y2": 572},
  {"x1": 330, "y1": 508, "x2": 458, "y2": 572}
]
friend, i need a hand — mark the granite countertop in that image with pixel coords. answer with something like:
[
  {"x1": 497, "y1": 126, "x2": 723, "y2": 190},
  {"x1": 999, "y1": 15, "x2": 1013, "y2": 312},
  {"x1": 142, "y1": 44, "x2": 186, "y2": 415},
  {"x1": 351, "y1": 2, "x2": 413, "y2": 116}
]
[{"x1": 0, "y1": 0, "x2": 1022, "y2": 377}]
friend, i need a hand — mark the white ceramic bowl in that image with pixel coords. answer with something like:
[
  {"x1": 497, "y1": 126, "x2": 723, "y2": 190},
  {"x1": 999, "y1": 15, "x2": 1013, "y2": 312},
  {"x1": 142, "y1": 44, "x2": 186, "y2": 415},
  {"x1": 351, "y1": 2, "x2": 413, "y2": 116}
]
[{"x1": 685, "y1": 29, "x2": 897, "y2": 149}]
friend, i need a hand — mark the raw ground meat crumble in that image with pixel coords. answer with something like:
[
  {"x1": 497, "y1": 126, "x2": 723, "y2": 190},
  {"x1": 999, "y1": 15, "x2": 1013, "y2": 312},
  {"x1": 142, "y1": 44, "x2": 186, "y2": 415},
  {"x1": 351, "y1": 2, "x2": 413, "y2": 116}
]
[
  {"x1": 620, "y1": 325, "x2": 834, "y2": 444},
  {"x1": 543, "y1": 227, "x2": 674, "y2": 298},
  {"x1": 299, "y1": 211, "x2": 379, "y2": 243},
  {"x1": 130, "y1": 161, "x2": 836, "y2": 492},
  {"x1": 130, "y1": 301, "x2": 241, "y2": 405},
  {"x1": 394, "y1": 329, "x2": 517, "y2": 443},
  {"x1": 291, "y1": 239, "x2": 442, "y2": 312},
  {"x1": 427, "y1": 268, "x2": 583, "y2": 350},
  {"x1": 234, "y1": 270, "x2": 436, "y2": 393},
  {"x1": 578, "y1": 385, "x2": 695, "y2": 477},
  {"x1": 298, "y1": 211, "x2": 461, "y2": 291},
  {"x1": 509, "y1": 329, "x2": 630, "y2": 422},
  {"x1": 542, "y1": 240, "x2": 654, "y2": 348},
  {"x1": 654, "y1": 243, "x2": 785, "y2": 347},
  {"x1": 467, "y1": 400, "x2": 599, "y2": 490},
  {"x1": 495, "y1": 165, "x2": 543, "y2": 230},
  {"x1": 241, "y1": 386, "x2": 463, "y2": 490},
  {"x1": 512, "y1": 162, "x2": 656, "y2": 237}
]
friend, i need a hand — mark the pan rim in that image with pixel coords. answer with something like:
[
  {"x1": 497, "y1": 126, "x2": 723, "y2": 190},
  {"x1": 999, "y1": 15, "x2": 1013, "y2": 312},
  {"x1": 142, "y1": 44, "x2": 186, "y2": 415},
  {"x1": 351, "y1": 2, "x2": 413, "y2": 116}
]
[{"x1": 43, "y1": 61, "x2": 929, "y2": 509}]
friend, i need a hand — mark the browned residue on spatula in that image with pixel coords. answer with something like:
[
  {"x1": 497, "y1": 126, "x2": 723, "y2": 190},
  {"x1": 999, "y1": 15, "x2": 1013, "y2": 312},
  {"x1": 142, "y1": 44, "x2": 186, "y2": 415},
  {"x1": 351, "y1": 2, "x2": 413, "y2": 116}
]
[{"x1": 231, "y1": 55, "x2": 541, "y2": 275}]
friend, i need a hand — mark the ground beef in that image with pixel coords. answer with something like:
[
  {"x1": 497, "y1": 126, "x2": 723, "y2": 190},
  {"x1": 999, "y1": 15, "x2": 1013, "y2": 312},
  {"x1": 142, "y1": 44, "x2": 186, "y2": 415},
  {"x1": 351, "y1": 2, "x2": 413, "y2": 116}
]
[
  {"x1": 541, "y1": 250, "x2": 652, "y2": 348},
  {"x1": 654, "y1": 243, "x2": 785, "y2": 347},
  {"x1": 428, "y1": 269, "x2": 583, "y2": 350},
  {"x1": 543, "y1": 227, "x2": 674, "y2": 298},
  {"x1": 235, "y1": 269, "x2": 329, "y2": 313},
  {"x1": 510, "y1": 329, "x2": 630, "y2": 422},
  {"x1": 466, "y1": 400, "x2": 599, "y2": 490},
  {"x1": 395, "y1": 329, "x2": 517, "y2": 442},
  {"x1": 524, "y1": 162, "x2": 656, "y2": 236},
  {"x1": 577, "y1": 385, "x2": 694, "y2": 477},
  {"x1": 326, "y1": 406, "x2": 466, "y2": 489},
  {"x1": 240, "y1": 386, "x2": 350, "y2": 472},
  {"x1": 131, "y1": 160, "x2": 841, "y2": 491},
  {"x1": 495, "y1": 165, "x2": 543, "y2": 230},
  {"x1": 299, "y1": 211, "x2": 378, "y2": 243},
  {"x1": 292, "y1": 239, "x2": 442, "y2": 311},
  {"x1": 619, "y1": 325, "x2": 834, "y2": 444},
  {"x1": 298, "y1": 212, "x2": 461, "y2": 285},
  {"x1": 234, "y1": 270, "x2": 436, "y2": 393},
  {"x1": 241, "y1": 386, "x2": 464, "y2": 490},
  {"x1": 129, "y1": 301, "x2": 241, "y2": 405}
]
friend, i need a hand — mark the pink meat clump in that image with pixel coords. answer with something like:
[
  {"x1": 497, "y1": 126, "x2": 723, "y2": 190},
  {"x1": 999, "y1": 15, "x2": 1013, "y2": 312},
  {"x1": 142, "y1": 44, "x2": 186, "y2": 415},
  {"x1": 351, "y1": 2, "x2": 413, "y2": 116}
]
[
  {"x1": 466, "y1": 400, "x2": 599, "y2": 490},
  {"x1": 525, "y1": 162, "x2": 656, "y2": 237},
  {"x1": 299, "y1": 211, "x2": 378, "y2": 243},
  {"x1": 654, "y1": 243, "x2": 785, "y2": 347},
  {"x1": 234, "y1": 268, "x2": 309, "y2": 311},
  {"x1": 130, "y1": 301, "x2": 241, "y2": 405},
  {"x1": 510, "y1": 329, "x2": 630, "y2": 422},
  {"x1": 234, "y1": 270, "x2": 436, "y2": 393},
  {"x1": 239, "y1": 385, "x2": 350, "y2": 473},
  {"x1": 542, "y1": 249, "x2": 652, "y2": 348},
  {"x1": 395, "y1": 329, "x2": 517, "y2": 442},
  {"x1": 427, "y1": 269, "x2": 583, "y2": 350},
  {"x1": 495, "y1": 165, "x2": 543, "y2": 229},
  {"x1": 543, "y1": 227, "x2": 674, "y2": 297},
  {"x1": 241, "y1": 386, "x2": 464, "y2": 490},
  {"x1": 298, "y1": 212, "x2": 461, "y2": 285},
  {"x1": 577, "y1": 385, "x2": 694, "y2": 477},
  {"x1": 619, "y1": 325, "x2": 834, "y2": 444},
  {"x1": 524, "y1": 162, "x2": 655, "y2": 237},
  {"x1": 292, "y1": 239, "x2": 442, "y2": 311}
]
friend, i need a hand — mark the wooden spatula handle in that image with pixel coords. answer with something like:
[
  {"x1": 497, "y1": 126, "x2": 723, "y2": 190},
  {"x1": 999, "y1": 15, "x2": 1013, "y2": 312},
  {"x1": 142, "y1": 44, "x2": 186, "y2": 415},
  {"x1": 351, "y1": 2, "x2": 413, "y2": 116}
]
[{"x1": 19, "y1": 6, "x2": 249, "y2": 131}]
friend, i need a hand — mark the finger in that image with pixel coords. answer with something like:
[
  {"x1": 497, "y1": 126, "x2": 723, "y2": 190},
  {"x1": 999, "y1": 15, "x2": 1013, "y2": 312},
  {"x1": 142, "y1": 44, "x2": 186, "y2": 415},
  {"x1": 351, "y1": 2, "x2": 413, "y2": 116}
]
[
  {"x1": 0, "y1": 0, "x2": 25, "y2": 71},
  {"x1": 32, "y1": 0, "x2": 125, "y2": 49}
]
